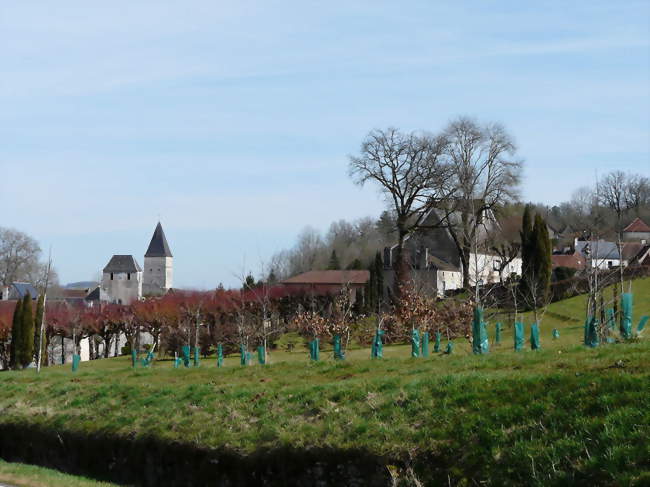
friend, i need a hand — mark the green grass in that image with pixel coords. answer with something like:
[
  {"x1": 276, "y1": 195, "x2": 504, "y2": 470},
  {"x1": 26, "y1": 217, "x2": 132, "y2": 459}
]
[
  {"x1": 0, "y1": 278, "x2": 649, "y2": 485},
  {"x1": 0, "y1": 459, "x2": 121, "y2": 487}
]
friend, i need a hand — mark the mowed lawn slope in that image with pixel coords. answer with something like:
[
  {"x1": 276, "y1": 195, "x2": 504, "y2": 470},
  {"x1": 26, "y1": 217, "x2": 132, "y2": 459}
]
[{"x1": 0, "y1": 278, "x2": 649, "y2": 485}]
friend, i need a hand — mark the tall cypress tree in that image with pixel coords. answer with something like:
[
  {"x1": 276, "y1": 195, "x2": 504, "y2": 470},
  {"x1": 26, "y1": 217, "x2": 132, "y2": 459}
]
[
  {"x1": 328, "y1": 250, "x2": 341, "y2": 270},
  {"x1": 366, "y1": 262, "x2": 377, "y2": 313},
  {"x1": 9, "y1": 298, "x2": 23, "y2": 369},
  {"x1": 374, "y1": 251, "x2": 384, "y2": 309},
  {"x1": 533, "y1": 214, "x2": 552, "y2": 304},
  {"x1": 520, "y1": 205, "x2": 534, "y2": 304},
  {"x1": 19, "y1": 293, "x2": 35, "y2": 368}
]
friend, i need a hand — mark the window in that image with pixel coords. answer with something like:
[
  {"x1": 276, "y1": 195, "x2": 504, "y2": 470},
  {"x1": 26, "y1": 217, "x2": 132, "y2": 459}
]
[
  {"x1": 493, "y1": 259, "x2": 501, "y2": 271},
  {"x1": 127, "y1": 273, "x2": 131, "y2": 280},
  {"x1": 607, "y1": 261, "x2": 613, "y2": 269},
  {"x1": 110, "y1": 273, "x2": 114, "y2": 280}
]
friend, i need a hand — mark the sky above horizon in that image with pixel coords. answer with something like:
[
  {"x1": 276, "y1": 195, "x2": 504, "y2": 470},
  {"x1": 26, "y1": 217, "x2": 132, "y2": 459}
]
[{"x1": 1, "y1": 1, "x2": 649, "y2": 288}]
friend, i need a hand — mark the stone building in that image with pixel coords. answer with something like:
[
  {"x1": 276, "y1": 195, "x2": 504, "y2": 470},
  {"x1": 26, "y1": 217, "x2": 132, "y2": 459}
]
[
  {"x1": 143, "y1": 222, "x2": 173, "y2": 296},
  {"x1": 100, "y1": 255, "x2": 143, "y2": 305}
]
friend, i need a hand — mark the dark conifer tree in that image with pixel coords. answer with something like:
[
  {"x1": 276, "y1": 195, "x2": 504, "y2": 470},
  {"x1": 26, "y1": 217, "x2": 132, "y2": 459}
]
[
  {"x1": 19, "y1": 293, "x2": 35, "y2": 368},
  {"x1": 346, "y1": 258, "x2": 363, "y2": 270},
  {"x1": 374, "y1": 251, "x2": 384, "y2": 309},
  {"x1": 328, "y1": 250, "x2": 341, "y2": 270},
  {"x1": 533, "y1": 214, "x2": 552, "y2": 304},
  {"x1": 9, "y1": 298, "x2": 23, "y2": 369}
]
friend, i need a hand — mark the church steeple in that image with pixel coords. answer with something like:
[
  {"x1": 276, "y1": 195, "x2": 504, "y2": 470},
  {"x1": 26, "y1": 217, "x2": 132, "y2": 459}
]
[
  {"x1": 145, "y1": 222, "x2": 173, "y2": 258},
  {"x1": 143, "y1": 222, "x2": 173, "y2": 296}
]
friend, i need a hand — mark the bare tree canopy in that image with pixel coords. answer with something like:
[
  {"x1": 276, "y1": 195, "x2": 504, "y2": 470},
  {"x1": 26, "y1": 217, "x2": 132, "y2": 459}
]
[
  {"x1": 441, "y1": 117, "x2": 523, "y2": 288},
  {"x1": 349, "y1": 127, "x2": 453, "y2": 286},
  {"x1": 0, "y1": 227, "x2": 42, "y2": 287}
]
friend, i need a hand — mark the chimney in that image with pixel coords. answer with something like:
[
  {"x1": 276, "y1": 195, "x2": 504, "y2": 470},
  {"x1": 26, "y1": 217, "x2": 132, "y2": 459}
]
[{"x1": 0, "y1": 286, "x2": 8, "y2": 301}]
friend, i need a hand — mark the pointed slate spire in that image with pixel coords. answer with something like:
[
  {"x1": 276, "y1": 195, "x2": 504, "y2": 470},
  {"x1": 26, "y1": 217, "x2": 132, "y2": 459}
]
[{"x1": 145, "y1": 222, "x2": 173, "y2": 258}]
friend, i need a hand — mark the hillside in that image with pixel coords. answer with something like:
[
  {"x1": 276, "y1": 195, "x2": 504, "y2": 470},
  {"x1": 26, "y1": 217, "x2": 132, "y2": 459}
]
[{"x1": 0, "y1": 279, "x2": 649, "y2": 485}]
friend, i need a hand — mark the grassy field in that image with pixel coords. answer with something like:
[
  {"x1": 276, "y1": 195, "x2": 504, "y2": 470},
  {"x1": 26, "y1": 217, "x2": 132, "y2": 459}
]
[
  {"x1": 0, "y1": 278, "x2": 648, "y2": 485},
  {"x1": 0, "y1": 459, "x2": 120, "y2": 487}
]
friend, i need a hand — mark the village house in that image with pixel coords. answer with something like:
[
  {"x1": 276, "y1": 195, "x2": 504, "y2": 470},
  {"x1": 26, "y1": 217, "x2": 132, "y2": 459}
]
[
  {"x1": 280, "y1": 270, "x2": 369, "y2": 303},
  {"x1": 622, "y1": 217, "x2": 650, "y2": 243},
  {"x1": 0, "y1": 282, "x2": 39, "y2": 301},
  {"x1": 382, "y1": 208, "x2": 522, "y2": 297}
]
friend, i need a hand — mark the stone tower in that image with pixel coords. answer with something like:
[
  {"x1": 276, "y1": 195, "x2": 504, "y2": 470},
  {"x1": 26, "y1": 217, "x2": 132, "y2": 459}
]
[
  {"x1": 143, "y1": 222, "x2": 173, "y2": 296},
  {"x1": 101, "y1": 255, "x2": 143, "y2": 305}
]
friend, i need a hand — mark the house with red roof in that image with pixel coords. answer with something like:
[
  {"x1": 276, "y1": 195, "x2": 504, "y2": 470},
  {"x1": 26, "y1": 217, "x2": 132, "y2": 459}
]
[{"x1": 622, "y1": 217, "x2": 650, "y2": 243}]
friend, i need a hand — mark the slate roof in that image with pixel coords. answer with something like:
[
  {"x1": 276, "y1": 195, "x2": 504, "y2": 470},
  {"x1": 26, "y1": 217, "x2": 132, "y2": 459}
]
[
  {"x1": 145, "y1": 222, "x2": 173, "y2": 258},
  {"x1": 103, "y1": 255, "x2": 142, "y2": 273},
  {"x1": 427, "y1": 255, "x2": 460, "y2": 272},
  {"x1": 11, "y1": 282, "x2": 39, "y2": 299},
  {"x1": 282, "y1": 270, "x2": 370, "y2": 285},
  {"x1": 575, "y1": 240, "x2": 621, "y2": 260},
  {"x1": 623, "y1": 217, "x2": 650, "y2": 233}
]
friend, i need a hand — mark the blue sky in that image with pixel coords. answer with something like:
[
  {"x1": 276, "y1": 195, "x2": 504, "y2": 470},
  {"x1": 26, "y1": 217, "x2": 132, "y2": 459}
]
[{"x1": 1, "y1": 1, "x2": 649, "y2": 288}]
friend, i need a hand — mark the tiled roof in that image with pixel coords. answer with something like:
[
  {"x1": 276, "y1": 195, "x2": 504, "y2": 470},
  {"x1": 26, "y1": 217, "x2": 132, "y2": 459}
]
[
  {"x1": 551, "y1": 253, "x2": 586, "y2": 269},
  {"x1": 623, "y1": 217, "x2": 650, "y2": 233},
  {"x1": 103, "y1": 255, "x2": 142, "y2": 273},
  {"x1": 427, "y1": 255, "x2": 460, "y2": 272},
  {"x1": 282, "y1": 270, "x2": 370, "y2": 285},
  {"x1": 145, "y1": 222, "x2": 173, "y2": 258}
]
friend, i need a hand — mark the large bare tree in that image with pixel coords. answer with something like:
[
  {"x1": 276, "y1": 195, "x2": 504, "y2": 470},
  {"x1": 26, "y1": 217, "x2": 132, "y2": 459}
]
[
  {"x1": 441, "y1": 117, "x2": 523, "y2": 288},
  {"x1": 0, "y1": 227, "x2": 43, "y2": 287},
  {"x1": 349, "y1": 128, "x2": 452, "y2": 290}
]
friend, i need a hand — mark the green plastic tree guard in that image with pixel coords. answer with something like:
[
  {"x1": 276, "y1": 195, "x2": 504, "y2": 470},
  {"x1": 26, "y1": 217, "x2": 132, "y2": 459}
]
[
  {"x1": 173, "y1": 357, "x2": 181, "y2": 368},
  {"x1": 552, "y1": 328, "x2": 560, "y2": 339},
  {"x1": 309, "y1": 338, "x2": 320, "y2": 361},
  {"x1": 182, "y1": 345, "x2": 191, "y2": 367},
  {"x1": 421, "y1": 332, "x2": 429, "y2": 357},
  {"x1": 585, "y1": 317, "x2": 599, "y2": 348},
  {"x1": 445, "y1": 342, "x2": 453, "y2": 354},
  {"x1": 530, "y1": 323, "x2": 541, "y2": 350},
  {"x1": 434, "y1": 332, "x2": 441, "y2": 353},
  {"x1": 193, "y1": 346, "x2": 200, "y2": 367},
  {"x1": 495, "y1": 322, "x2": 502, "y2": 344},
  {"x1": 606, "y1": 308, "x2": 615, "y2": 329},
  {"x1": 472, "y1": 307, "x2": 489, "y2": 354},
  {"x1": 411, "y1": 329, "x2": 420, "y2": 358},
  {"x1": 217, "y1": 344, "x2": 224, "y2": 368},
  {"x1": 72, "y1": 354, "x2": 80, "y2": 372},
  {"x1": 240, "y1": 344, "x2": 247, "y2": 366},
  {"x1": 514, "y1": 322, "x2": 524, "y2": 351},
  {"x1": 257, "y1": 346, "x2": 266, "y2": 365},
  {"x1": 333, "y1": 335, "x2": 345, "y2": 360},
  {"x1": 371, "y1": 330, "x2": 384, "y2": 359},
  {"x1": 131, "y1": 349, "x2": 137, "y2": 368},
  {"x1": 637, "y1": 316, "x2": 649, "y2": 333},
  {"x1": 620, "y1": 293, "x2": 633, "y2": 339}
]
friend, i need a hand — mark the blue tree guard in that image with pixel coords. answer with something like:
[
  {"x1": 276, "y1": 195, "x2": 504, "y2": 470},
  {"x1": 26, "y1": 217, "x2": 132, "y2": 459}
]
[
  {"x1": 421, "y1": 332, "x2": 429, "y2": 357},
  {"x1": 552, "y1": 328, "x2": 560, "y2": 339},
  {"x1": 309, "y1": 338, "x2": 320, "y2": 361},
  {"x1": 495, "y1": 322, "x2": 502, "y2": 344},
  {"x1": 72, "y1": 354, "x2": 81, "y2": 372},
  {"x1": 514, "y1": 322, "x2": 525, "y2": 351},
  {"x1": 333, "y1": 334, "x2": 345, "y2": 360},
  {"x1": 530, "y1": 323, "x2": 541, "y2": 350},
  {"x1": 182, "y1": 345, "x2": 191, "y2": 367},
  {"x1": 411, "y1": 329, "x2": 420, "y2": 358},
  {"x1": 472, "y1": 307, "x2": 489, "y2": 354},
  {"x1": 371, "y1": 330, "x2": 384, "y2": 359},
  {"x1": 434, "y1": 332, "x2": 441, "y2": 353},
  {"x1": 257, "y1": 346, "x2": 266, "y2": 365},
  {"x1": 445, "y1": 342, "x2": 453, "y2": 354},
  {"x1": 217, "y1": 343, "x2": 224, "y2": 368},
  {"x1": 584, "y1": 317, "x2": 599, "y2": 348}
]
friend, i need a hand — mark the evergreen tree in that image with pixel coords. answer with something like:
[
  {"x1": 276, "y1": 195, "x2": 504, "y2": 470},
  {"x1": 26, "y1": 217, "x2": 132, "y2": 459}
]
[
  {"x1": 374, "y1": 251, "x2": 384, "y2": 308},
  {"x1": 328, "y1": 250, "x2": 341, "y2": 270},
  {"x1": 366, "y1": 262, "x2": 377, "y2": 313},
  {"x1": 267, "y1": 269, "x2": 278, "y2": 285},
  {"x1": 532, "y1": 214, "x2": 552, "y2": 304},
  {"x1": 519, "y1": 205, "x2": 534, "y2": 301},
  {"x1": 346, "y1": 258, "x2": 363, "y2": 270},
  {"x1": 9, "y1": 298, "x2": 23, "y2": 369},
  {"x1": 19, "y1": 293, "x2": 35, "y2": 368},
  {"x1": 34, "y1": 294, "x2": 46, "y2": 368}
]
